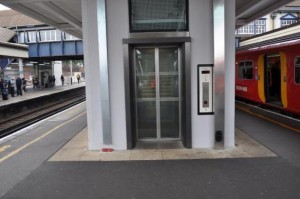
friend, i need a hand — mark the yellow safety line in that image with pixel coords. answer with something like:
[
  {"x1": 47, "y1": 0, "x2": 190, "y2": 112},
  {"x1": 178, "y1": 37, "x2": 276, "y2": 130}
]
[
  {"x1": 0, "y1": 111, "x2": 86, "y2": 163},
  {"x1": 236, "y1": 105, "x2": 300, "y2": 134}
]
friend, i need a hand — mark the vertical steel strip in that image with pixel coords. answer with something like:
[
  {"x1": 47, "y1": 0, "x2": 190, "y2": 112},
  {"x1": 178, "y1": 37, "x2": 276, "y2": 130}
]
[
  {"x1": 97, "y1": 0, "x2": 111, "y2": 145},
  {"x1": 155, "y1": 48, "x2": 161, "y2": 139},
  {"x1": 178, "y1": 47, "x2": 182, "y2": 138},
  {"x1": 213, "y1": 0, "x2": 225, "y2": 140}
]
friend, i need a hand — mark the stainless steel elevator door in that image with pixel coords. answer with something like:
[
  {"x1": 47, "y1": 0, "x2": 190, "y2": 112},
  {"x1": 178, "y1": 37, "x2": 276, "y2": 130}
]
[{"x1": 134, "y1": 47, "x2": 181, "y2": 140}]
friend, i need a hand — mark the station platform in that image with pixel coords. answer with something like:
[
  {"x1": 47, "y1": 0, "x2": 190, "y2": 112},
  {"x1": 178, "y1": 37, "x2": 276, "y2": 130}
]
[
  {"x1": 0, "y1": 82, "x2": 85, "y2": 107},
  {"x1": 1, "y1": 103, "x2": 300, "y2": 198}
]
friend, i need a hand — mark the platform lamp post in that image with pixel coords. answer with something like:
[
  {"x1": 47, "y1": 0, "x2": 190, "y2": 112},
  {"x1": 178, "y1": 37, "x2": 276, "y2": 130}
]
[
  {"x1": 18, "y1": 58, "x2": 24, "y2": 78},
  {"x1": 70, "y1": 60, "x2": 73, "y2": 85}
]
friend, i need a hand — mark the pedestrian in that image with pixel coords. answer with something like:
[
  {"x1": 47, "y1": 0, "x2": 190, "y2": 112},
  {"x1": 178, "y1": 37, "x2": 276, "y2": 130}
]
[
  {"x1": 8, "y1": 78, "x2": 15, "y2": 97},
  {"x1": 33, "y1": 78, "x2": 37, "y2": 89},
  {"x1": 16, "y1": 77, "x2": 22, "y2": 96},
  {"x1": 0, "y1": 79, "x2": 8, "y2": 100},
  {"x1": 60, "y1": 74, "x2": 64, "y2": 86},
  {"x1": 22, "y1": 78, "x2": 27, "y2": 92},
  {"x1": 76, "y1": 74, "x2": 80, "y2": 84},
  {"x1": 52, "y1": 75, "x2": 56, "y2": 86},
  {"x1": 48, "y1": 75, "x2": 52, "y2": 87}
]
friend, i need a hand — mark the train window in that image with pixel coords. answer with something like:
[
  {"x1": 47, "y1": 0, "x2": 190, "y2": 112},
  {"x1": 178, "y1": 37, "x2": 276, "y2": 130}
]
[
  {"x1": 238, "y1": 61, "x2": 253, "y2": 80},
  {"x1": 295, "y1": 57, "x2": 300, "y2": 84}
]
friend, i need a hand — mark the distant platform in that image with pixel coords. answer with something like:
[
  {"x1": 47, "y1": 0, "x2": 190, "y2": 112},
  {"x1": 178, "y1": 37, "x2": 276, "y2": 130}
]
[{"x1": 0, "y1": 82, "x2": 85, "y2": 107}]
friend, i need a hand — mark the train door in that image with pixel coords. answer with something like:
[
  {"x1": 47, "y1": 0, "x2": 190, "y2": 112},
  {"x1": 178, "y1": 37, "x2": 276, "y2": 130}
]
[{"x1": 265, "y1": 54, "x2": 282, "y2": 106}]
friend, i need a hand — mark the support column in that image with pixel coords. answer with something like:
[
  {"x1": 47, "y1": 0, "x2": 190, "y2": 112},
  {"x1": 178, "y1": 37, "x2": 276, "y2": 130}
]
[
  {"x1": 69, "y1": 60, "x2": 73, "y2": 84},
  {"x1": 82, "y1": 0, "x2": 112, "y2": 150},
  {"x1": 53, "y1": 61, "x2": 63, "y2": 86},
  {"x1": 213, "y1": 0, "x2": 235, "y2": 148},
  {"x1": 18, "y1": 58, "x2": 24, "y2": 78}
]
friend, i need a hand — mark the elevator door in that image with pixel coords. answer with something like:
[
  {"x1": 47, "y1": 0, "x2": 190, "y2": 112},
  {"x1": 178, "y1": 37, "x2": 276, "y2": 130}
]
[{"x1": 135, "y1": 47, "x2": 181, "y2": 140}]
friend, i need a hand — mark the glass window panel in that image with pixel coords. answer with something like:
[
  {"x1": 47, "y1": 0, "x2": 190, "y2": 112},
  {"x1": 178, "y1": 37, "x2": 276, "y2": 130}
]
[
  {"x1": 40, "y1": 31, "x2": 46, "y2": 41},
  {"x1": 27, "y1": 31, "x2": 36, "y2": 42},
  {"x1": 130, "y1": 0, "x2": 187, "y2": 32},
  {"x1": 56, "y1": 30, "x2": 62, "y2": 41},
  {"x1": 244, "y1": 61, "x2": 253, "y2": 79},
  {"x1": 160, "y1": 101, "x2": 179, "y2": 138},
  {"x1": 40, "y1": 30, "x2": 52, "y2": 41},
  {"x1": 159, "y1": 48, "x2": 179, "y2": 97},
  {"x1": 137, "y1": 101, "x2": 157, "y2": 139},
  {"x1": 135, "y1": 48, "x2": 155, "y2": 98},
  {"x1": 238, "y1": 61, "x2": 253, "y2": 79},
  {"x1": 238, "y1": 62, "x2": 245, "y2": 79},
  {"x1": 18, "y1": 32, "x2": 25, "y2": 43},
  {"x1": 50, "y1": 30, "x2": 55, "y2": 40}
]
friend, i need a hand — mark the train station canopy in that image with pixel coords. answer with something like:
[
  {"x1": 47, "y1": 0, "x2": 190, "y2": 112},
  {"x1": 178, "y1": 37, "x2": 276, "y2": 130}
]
[
  {"x1": 0, "y1": 27, "x2": 28, "y2": 58},
  {"x1": 0, "y1": 0, "x2": 297, "y2": 39}
]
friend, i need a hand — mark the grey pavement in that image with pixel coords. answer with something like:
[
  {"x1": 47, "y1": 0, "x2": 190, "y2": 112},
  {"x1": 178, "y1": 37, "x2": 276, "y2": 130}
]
[{"x1": 1, "y1": 108, "x2": 300, "y2": 198}]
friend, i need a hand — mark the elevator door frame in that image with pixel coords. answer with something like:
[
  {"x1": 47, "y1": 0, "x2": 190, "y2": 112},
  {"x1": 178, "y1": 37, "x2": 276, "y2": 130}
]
[{"x1": 133, "y1": 46, "x2": 182, "y2": 141}]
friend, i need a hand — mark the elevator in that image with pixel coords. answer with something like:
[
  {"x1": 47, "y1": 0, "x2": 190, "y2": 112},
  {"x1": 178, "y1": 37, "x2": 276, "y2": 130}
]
[{"x1": 134, "y1": 47, "x2": 181, "y2": 140}]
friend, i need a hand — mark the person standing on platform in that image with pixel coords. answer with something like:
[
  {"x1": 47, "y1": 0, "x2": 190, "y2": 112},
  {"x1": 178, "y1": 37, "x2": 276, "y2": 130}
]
[
  {"x1": 0, "y1": 79, "x2": 8, "y2": 100},
  {"x1": 22, "y1": 78, "x2": 27, "y2": 92},
  {"x1": 8, "y1": 78, "x2": 15, "y2": 97},
  {"x1": 61, "y1": 74, "x2": 64, "y2": 86},
  {"x1": 76, "y1": 74, "x2": 81, "y2": 84},
  {"x1": 16, "y1": 77, "x2": 22, "y2": 96},
  {"x1": 52, "y1": 75, "x2": 56, "y2": 86}
]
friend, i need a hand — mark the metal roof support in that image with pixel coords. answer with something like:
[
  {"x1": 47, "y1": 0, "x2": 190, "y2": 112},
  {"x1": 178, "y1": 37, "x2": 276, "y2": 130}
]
[
  {"x1": 35, "y1": 2, "x2": 82, "y2": 31},
  {"x1": 82, "y1": 0, "x2": 112, "y2": 150},
  {"x1": 213, "y1": 0, "x2": 235, "y2": 148}
]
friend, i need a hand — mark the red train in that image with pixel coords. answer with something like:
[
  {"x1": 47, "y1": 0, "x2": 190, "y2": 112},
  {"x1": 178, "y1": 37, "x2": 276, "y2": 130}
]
[{"x1": 236, "y1": 40, "x2": 300, "y2": 116}]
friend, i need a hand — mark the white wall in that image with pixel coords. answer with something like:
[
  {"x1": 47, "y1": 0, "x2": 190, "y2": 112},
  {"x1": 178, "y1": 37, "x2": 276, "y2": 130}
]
[
  {"x1": 189, "y1": 0, "x2": 215, "y2": 148},
  {"x1": 53, "y1": 61, "x2": 63, "y2": 86},
  {"x1": 106, "y1": 0, "x2": 129, "y2": 150}
]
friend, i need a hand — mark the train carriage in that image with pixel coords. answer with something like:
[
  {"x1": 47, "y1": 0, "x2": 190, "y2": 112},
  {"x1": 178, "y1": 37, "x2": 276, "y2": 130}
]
[{"x1": 236, "y1": 40, "x2": 300, "y2": 116}]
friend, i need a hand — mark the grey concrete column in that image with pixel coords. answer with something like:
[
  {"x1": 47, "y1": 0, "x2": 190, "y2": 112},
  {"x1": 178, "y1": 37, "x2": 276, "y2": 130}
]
[
  {"x1": 82, "y1": 0, "x2": 111, "y2": 149},
  {"x1": 18, "y1": 58, "x2": 24, "y2": 78},
  {"x1": 53, "y1": 61, "x2": 63, "y2": 86},
  {"x1": 69, "y1": 60, "x2": 73, "y2": 80},
  {"x1": 213, "y1": 0, "x2": 235, "y2": 148}
]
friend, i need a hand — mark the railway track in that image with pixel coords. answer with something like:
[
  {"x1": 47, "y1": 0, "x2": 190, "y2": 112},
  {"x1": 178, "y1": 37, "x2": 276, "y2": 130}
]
[{"x1": 0, "y1": 88, "x2": 85, "y2": 139}]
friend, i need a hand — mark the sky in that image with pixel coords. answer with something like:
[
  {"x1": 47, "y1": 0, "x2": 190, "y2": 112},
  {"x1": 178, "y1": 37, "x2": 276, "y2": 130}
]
[{"x1": 0, "y1": 4, "x2": 10, "y2": 11}]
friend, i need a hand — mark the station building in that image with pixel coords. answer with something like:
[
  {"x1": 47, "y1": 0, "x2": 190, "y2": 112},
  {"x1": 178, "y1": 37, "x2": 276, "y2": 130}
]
[{"x1": 1, "y1": 0, "x2": 295, "y2": 151}]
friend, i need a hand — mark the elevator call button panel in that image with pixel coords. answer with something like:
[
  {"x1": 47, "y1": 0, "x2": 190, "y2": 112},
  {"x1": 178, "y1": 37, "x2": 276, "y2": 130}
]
[{"x1": 198, "y1": 64, "x2": 213, "y2": 115}]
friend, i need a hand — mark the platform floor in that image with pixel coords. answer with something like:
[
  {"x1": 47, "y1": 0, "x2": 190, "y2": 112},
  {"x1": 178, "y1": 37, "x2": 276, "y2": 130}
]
[
  {"x1": 0, "y1": 82, "x2": 85, "y2": 107},
  {"x1": 49, "y1": 128, "x2": 276, "y2": 161},
  {"x1": 1, "y1": 103, "x2": 300, "y2": 198}
]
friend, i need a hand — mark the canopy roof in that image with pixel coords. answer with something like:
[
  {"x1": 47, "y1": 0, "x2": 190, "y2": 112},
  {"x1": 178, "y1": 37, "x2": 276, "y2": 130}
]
[{"x1": 0, "y1": 0, "x2": 298, "y2": 38}]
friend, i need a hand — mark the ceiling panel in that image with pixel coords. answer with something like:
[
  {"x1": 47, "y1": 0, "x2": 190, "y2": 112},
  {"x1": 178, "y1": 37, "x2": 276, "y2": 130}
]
[{"x1": 0, "y1": 0, "x2": 298, "y2": 36}]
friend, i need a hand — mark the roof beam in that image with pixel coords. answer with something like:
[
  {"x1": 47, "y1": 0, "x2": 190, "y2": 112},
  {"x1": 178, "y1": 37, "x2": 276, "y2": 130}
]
[
  {"x1": 236, "y1": 19, "x2": 248, "y2": 26},
  {"x1": 236, "y1": 0, "x2": 263, "y2": 19},
  {"x1": 0, "y1": 0, "x2": 65, "y2": 4},
  {"x1": 247, "y1": 0, "x2": 295, "y2": 22},
  {"x1": 2, "y1": 3, "x2": 61, "y2": 28},
  {"x1": 35, "y1": 2, "x2": 82, "y2": 31}
]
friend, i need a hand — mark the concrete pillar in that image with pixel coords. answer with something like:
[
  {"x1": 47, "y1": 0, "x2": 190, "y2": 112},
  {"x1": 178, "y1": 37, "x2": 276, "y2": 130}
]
[
  {"x1": 18, "y1": 58, "x2": 24, "y2": 78},
  {"x1": 190, "y1": 0, "x2": 214, "y2": 148},
  {"x1": 53, "y1": 61, "x2": 63, "y2": 86},
  {"x1": 69, "y1": 60, "x2": 73, "y2": 83},
  {"x1": 213, "y1": 0, "x2": 235, "y2": 148},
  {"x1": 82, "y1": 0, "x2": 112, "y2": 150}
]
